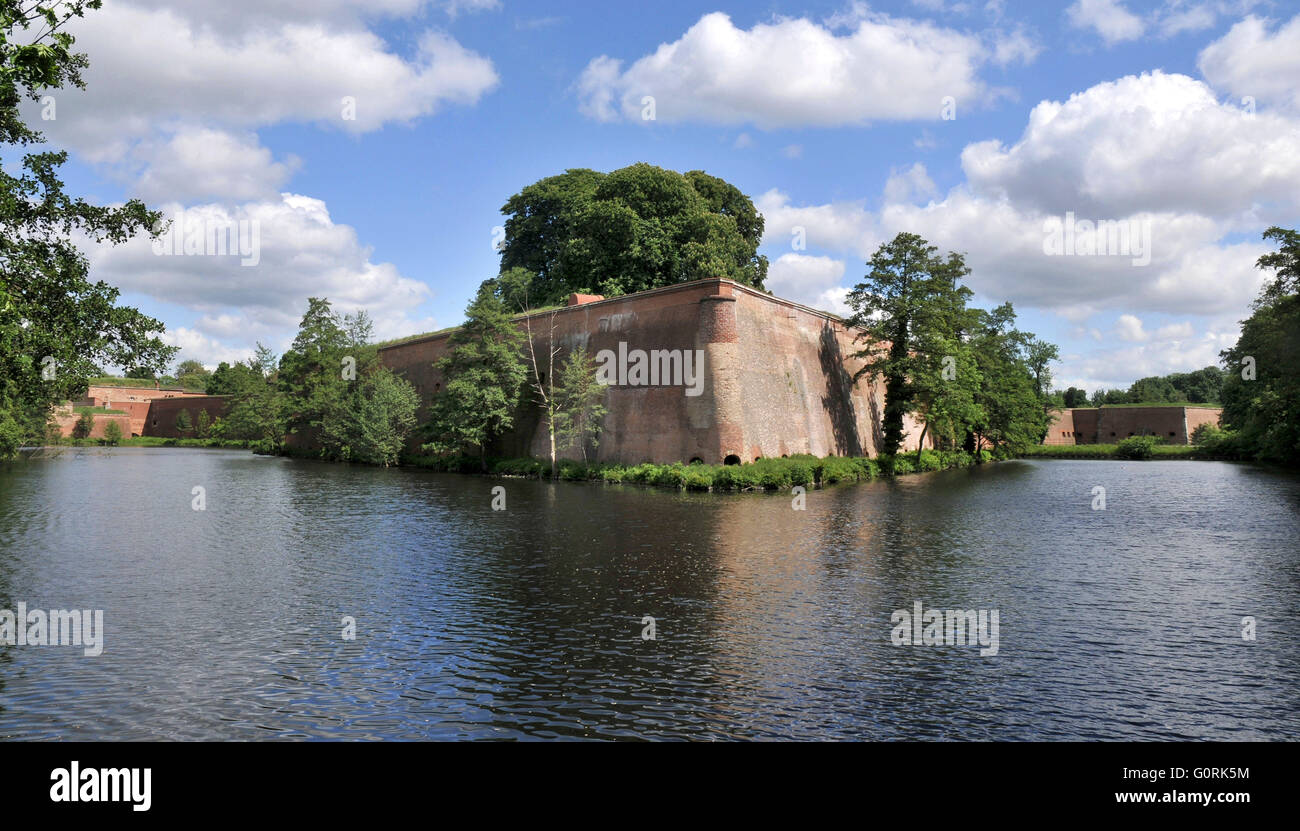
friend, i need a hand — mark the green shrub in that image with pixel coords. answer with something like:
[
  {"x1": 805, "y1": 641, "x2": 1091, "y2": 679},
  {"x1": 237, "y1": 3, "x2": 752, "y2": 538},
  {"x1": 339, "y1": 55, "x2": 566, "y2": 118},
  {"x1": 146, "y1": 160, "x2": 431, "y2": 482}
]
[
  {"x1": 559, "y1": 461, "x2": 589, "y2": 481},
  {"x1": 683, "y1": 469, "x2": 714, "y2": 490},
  {"x1": 101, "y1": 421, "x2": 123, "y2": 446},
  {"x1": 653, "y1": 463, "x2": 688, "y2": 488},
  {"x1": 711, "y1": 465, "x2": 737, "y2": 490},
  {"x1": 891, "y1": 456, "x2": 915, "y2": 475},
  {"x1": 784, "y1": 461, "x2": 813, "y2": 486},
  {"x1": 819, "y1": 456, "x2": 860, "y2": 484},
  {"x1": 977, "y1": 449, "x2": 993, "y2": 463},
  {"x1": 915, "y1": 449, "x2": 943, "y2": 472},
  {"x1": 1115, "y1": 435, "x2": 1158, "y2": 460},
  {"x1": 600, "y1": 465, "x2": 626, "y2": 483},
  {"x1": 71, "y1": 411, "x2": 94, "y2": 439}
]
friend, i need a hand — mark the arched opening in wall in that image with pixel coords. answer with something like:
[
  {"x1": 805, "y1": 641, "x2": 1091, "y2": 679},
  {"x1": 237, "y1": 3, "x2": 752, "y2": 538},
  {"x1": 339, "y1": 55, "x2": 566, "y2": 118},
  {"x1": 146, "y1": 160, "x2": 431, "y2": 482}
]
[
  {"x1": 781, "y1": 454, "x2": 788, "y2": 458},
  {"x1": 1110, "y1": 432, "x2": 1116, "y2": 437},
  {"x1": 151, "y1": 419, "x2": 157, "y2": 426},
  {"x1": 688, "y1": 457, "x2": 703, "y2": 465},
  {"x1": 724, "y1": 455, "x2": 740, "y2": 466},
  {"x1": 753, "y1": 456, "x2": 763, "y2": 462},
  {"x1": 434, "y1": 383, "x2": 441, "y2": 393},
  {"x1": 1169, "y1": 432, "x2": 1176, "y2": 437}
]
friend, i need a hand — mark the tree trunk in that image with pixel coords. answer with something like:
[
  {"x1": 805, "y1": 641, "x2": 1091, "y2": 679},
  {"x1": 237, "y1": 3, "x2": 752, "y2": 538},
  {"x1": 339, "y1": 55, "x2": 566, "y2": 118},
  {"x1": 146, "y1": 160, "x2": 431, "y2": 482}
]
[{"x1": 549, "y1": 414, "x2": 557, "y2": 478}]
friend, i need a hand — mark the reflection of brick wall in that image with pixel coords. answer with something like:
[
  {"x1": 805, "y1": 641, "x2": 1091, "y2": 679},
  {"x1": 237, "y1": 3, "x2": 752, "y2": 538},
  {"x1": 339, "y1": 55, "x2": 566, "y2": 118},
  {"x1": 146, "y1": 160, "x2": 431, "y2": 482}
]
[
  {"x1": 379, "y1": 278, "x2": 932, "y2": 465},
  {"x1": 1042, "y1": 406, "x2": 1222, "y2": 445},
  {"x1": 140, "y1": 396, "x2": 229, "y2": 437}
]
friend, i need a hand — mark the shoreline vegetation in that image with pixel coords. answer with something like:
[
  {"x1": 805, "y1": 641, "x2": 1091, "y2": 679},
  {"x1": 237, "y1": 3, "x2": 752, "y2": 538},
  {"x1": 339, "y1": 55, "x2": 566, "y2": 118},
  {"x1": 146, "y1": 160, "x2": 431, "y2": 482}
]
[{"x1": 401, "y1": 448, "x2": 995, "y2": 491}]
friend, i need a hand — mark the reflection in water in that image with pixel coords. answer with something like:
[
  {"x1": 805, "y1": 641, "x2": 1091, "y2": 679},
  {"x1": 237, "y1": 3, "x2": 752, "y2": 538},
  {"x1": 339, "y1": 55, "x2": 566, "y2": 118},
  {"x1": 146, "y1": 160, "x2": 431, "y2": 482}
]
[{"x1": 1, "y1": 448, "x2": 1298, "y2": 740}]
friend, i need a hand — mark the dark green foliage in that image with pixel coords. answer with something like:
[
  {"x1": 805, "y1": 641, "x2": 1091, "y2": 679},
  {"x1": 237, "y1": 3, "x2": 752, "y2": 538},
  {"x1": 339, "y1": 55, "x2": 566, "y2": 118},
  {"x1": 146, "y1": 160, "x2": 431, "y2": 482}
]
[
  {"x1": 101, "y1": 419, "x2": 122, "y2": 445},
  {"x1": 1218, "y1": 227, "x2": 1300, "y2": 464},
  {"x1": 1, "y1": 0, "x2": 176, "y2": 458},
  {"x1": 71, "y1": 410, "x2": 93, "y2": 439},
  {"x1": 496, "y1": 164, "x2": 767, "y2": 304},
  {"x1": 422, "y1": 284, "x2": 527, "y2": 467},
  {"x1": 1115, "y1": 435, "x2": 1158, "y2": 460},
  {"x1": 846, "y1": 233, "x2": 1052, "y2": 457}
]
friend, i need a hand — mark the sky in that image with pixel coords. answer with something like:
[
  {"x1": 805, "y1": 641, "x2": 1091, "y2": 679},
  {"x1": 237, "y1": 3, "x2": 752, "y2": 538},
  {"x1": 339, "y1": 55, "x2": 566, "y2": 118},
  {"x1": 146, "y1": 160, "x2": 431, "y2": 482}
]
[{"x1": 24, "y1": 0, "x2": 1300, "y2": 392}]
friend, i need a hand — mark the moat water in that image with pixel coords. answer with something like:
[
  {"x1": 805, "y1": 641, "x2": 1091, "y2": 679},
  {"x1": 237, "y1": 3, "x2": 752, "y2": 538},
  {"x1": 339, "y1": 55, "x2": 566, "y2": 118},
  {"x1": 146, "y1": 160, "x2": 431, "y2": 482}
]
[{"x1": 1, "y1": 447, "x2": 1298, "y2": 740}]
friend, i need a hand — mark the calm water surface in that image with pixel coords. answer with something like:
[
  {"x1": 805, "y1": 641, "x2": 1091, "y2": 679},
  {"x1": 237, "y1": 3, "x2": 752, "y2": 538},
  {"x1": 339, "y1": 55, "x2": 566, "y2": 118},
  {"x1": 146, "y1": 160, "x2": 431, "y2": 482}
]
[{"x1": 1, "y1": 447, "x2": 1298, "y2": 740}]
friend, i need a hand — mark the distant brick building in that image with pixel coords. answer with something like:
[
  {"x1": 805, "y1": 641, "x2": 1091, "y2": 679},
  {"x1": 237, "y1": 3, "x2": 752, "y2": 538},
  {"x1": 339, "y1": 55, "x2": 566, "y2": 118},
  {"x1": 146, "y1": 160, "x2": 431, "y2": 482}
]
[
  {"x1": 1044, "y1": 406, "x2": 1222, "y2": 446},
  {"x1": 53, "y1": 384, "x2": 226, "y2": 438}
]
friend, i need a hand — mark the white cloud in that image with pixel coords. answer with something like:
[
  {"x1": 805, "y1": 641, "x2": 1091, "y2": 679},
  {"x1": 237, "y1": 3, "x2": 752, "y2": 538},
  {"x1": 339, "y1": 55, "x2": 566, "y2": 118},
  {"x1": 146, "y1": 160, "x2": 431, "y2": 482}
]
[
  {"x1": 990, "y1": 25, "x2": 1042, "y2": 65},
  {"x1": 733, "y1": 132, "x2": 754, "y2": 149},
  {"x1": 576, "y1": 11, "x2": 999, "y2": 127},
  {"x1": 757, "y1": 189, "x2": 880, "y2": 258},
  {"x1": 86, "y1": 195, "x2": 436, "y2": 361},
  {"x1": 1066, "y1": 0, "x2": 1146, "y2": 45},
  {"x1": 1157, "y1": 2, "x2": 1218, "y2": 37},
  {"x1": 1198, "y1": 14, "x2": 1300, "y2": 112},
  {"x1": 130, "y1": 128, "x2": 302, "y2": 204},
  {"x1": 40, "y1": 9, "x2": 499, "y2": 159},
  {"x1": 766, "y1": 253, "x2": 849, "y2": 314},
  {"x1": 781, "y1": 144, "x2": 804, "y2": 159},
  {"x1": 161, "y1": 328, "x2": 261, "y2": 369},
  {"x1": 883, "y1": 162, "x2": 938, "y2": 204},
  {"x1": 959, "y1": 71, "x2": 1300, "y2": 223},
  {"x1": 1115, "y1": 313, "x2": 1148, "y2": 341}
]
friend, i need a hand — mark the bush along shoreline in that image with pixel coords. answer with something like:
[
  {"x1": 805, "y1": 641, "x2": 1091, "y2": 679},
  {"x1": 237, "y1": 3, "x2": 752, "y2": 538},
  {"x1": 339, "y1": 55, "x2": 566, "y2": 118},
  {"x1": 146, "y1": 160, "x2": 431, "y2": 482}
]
[
  {"x1": 1020, "y1": 429, "x2": 1263, "y2": 461},
  {"x1": 402, "y1": 448, "x2": 997, "y2": 492}
]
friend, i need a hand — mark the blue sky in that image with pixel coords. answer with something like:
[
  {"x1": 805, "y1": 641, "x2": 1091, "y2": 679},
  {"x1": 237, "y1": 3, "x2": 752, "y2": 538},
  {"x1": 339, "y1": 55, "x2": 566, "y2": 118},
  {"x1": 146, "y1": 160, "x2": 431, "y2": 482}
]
[{"x1": 36, "y1": 0, "x2": 1300, "y2": 391}]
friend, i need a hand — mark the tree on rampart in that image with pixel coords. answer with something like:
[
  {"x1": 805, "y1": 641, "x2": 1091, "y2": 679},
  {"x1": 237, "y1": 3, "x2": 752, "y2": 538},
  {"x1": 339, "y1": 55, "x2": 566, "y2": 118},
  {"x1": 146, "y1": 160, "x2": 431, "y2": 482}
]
[{"x1": 496, "y1": 164, "x2": 767, "y2": 304}]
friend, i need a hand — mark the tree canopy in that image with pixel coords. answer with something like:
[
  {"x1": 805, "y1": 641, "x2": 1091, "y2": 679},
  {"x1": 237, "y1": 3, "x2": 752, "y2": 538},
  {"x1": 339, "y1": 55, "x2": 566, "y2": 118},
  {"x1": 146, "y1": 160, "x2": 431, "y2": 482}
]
[
  {"x1": 496, "y1": 163, "x2": 767, "y2": 304},
  {"x1": 846, "y1": 232, "x2": 1053, "y2": 456},
  {"x1": 1, "y1": 0, "x2": 174, "y2": 457}
]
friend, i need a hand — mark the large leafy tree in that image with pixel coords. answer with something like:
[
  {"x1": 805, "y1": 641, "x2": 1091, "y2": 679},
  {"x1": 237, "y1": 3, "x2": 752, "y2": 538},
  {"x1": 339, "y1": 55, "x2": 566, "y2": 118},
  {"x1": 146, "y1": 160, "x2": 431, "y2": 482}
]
[
  {"x1": 496, "y1": 163, "x2": 767, "y2": 304},
  {"x1": 321, "y1": 366, "x2": 420, "y2": 467},
  {"x1": 846, "y1": 233, "x2": 975, "y2": 456},
  {"x1": 1219, "y1": 227, "x2": 1300, "y2": 463},
  {"x1": 422, "y1": 283, "x2": 527, "y2": 467},
  {"x1": 209, "y1": 344, "x2": 284, "y2": 443},
  {"x1": 1, "y1": 0, "x2": 176, "y2": 457},
  {"x1": 277, "y1": 298, "x2": 375, "y2": 438},
  {"x1": 968, "y1": 303, "x2": 1050, "y2": 451}
]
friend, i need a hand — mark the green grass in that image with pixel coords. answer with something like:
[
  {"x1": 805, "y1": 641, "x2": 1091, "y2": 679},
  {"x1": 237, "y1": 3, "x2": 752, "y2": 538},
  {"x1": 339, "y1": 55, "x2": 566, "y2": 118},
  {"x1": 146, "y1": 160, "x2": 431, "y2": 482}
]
[
  {"x1": 46, "y1": 436, "x2": 269, "y2": 450},
  {"x1": 86, "y1": 376, "x2": 206, "y2": 393},
  {"x1": 1096, "y1": 402, "x2": 1217, "y2": 408},
  {"x1": 375, "y1": 305, "x2": 574, "y2": 349},
  {"x1": 72, "y1": 405, "x2": 126, "y2": 415},
  {"x1": 402, "y1": 448, "x2": 994, "y2": 492},
  {"x1": 1021, "y1": 444, "x2": 1208, "y2": 459}
]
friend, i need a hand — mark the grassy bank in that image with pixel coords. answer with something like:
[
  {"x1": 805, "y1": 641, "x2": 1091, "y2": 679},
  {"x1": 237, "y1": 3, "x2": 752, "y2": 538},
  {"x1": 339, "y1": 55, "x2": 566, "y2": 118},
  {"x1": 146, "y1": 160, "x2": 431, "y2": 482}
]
[
  {"x1": 401, "y1": 448, "x2": 998, "y2": 492},
  {"x1": 1020, "y1": 443, "x2": 1219, "y2": 460},
  {"x1": 45, "y1": 436, "x2": 275, "y2": 451}
]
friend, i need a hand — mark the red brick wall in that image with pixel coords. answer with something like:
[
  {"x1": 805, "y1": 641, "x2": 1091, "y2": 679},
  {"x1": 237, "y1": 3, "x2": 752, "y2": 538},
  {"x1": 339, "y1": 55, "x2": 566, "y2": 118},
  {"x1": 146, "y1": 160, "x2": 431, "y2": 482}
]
[
  {"x1": 1041, "y1": 406, "x2": 1222, "y2": 445},
  {"x1": 1044, "y1": 409, "x2": 1077, "y2": 445},
  {"x1": 141, "y1": 396, "x2": 229, "y2": 437},
  {"x1": 51, "y1": 410, "x2": 132, "y2": 439},
  {"x1": 378, "y1": 278, "x2": 932, "y2": 465}
]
